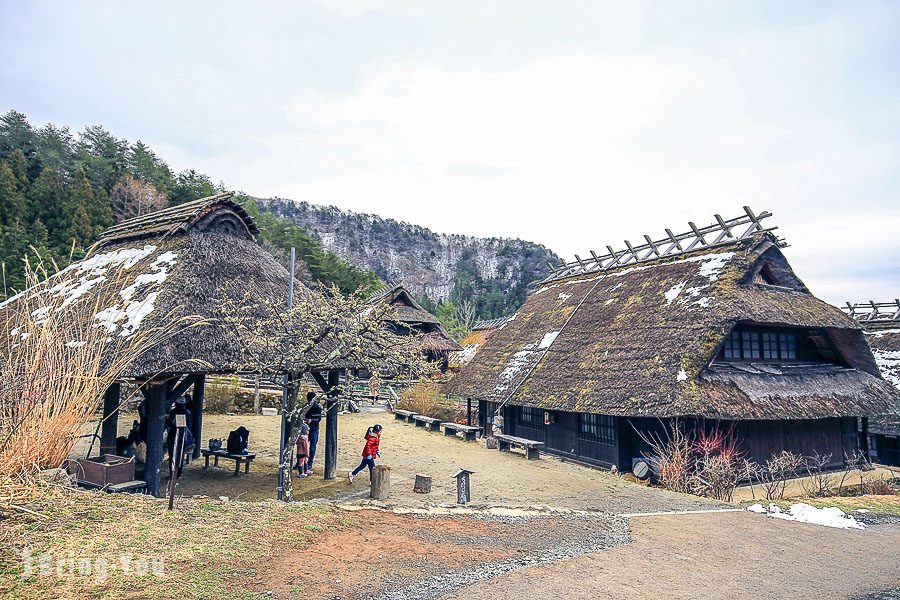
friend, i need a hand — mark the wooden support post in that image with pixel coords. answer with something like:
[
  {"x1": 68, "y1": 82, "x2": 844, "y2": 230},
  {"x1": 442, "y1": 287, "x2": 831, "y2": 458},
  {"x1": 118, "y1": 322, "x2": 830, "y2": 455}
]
[
  {"x1": 861, "y1": 417, "x2": 871, "y2": 463},
  {"x1": 144, "y1": 381, "x2": 167, "y2": 497},
  {"x1": 371, "y1": 465, "x2": 391, "y2": 499},
  {"x1": 413, "y1": 474, "x2": 432, "y2": 494},
  {"x1": 100, "y1": 383, "x2": 121, "y2": 456},
  {"x1": 324, "y1": 370, "x2": 340, "y2": 481},
  {"x1": 191, "y1": 375, "x2": 205, "y2": 460},
  {"x1": 466, "y1": 398, "x2": 472, "y2": 426}
]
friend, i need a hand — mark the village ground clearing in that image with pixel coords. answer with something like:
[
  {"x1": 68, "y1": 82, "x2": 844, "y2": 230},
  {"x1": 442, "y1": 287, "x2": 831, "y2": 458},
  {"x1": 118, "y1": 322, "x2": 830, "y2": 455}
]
[{"x1": 10, "y1": 408, "x2": 895, "y2": 598}]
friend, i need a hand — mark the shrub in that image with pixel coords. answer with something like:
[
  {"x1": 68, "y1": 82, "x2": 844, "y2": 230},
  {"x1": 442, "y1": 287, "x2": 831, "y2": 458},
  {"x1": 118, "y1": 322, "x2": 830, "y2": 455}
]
[{"x1": 396, "y1": 381, "x2": 464, "y2": 423}]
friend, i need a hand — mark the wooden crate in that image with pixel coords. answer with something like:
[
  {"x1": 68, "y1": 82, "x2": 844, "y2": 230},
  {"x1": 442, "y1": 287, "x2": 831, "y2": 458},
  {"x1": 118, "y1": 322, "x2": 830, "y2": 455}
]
[{"x1": 70, "y1": 454, "x2": 135, "y2": 486}]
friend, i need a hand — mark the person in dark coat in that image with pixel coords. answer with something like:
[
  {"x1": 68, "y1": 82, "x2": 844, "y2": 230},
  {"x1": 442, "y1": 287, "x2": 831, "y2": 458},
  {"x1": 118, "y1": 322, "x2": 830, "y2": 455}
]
[
  {"x1": 165, "y1": 396, "x2": 194, "y2": 478},
  {"x1": 305, "y1": 392, "x2": 322, "y2": 474}
]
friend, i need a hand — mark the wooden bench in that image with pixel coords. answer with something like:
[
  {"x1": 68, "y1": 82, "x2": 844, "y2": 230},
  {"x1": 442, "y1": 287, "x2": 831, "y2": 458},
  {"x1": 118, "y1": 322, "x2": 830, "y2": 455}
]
[
  {"x1": 201, "y1": 449, "x2": 257, "y2": 475},
  {"x1": 494, "y1": 434, "x2": 544, "y2": 460},
  {"x1": 443, "y1": 423, "x2": 483, "y2": 442},
  {"x1": 393, "y1": 409, "x2": 418, "y2": 423},
  {"x1": 413, "y1": 415, "x2": 443, "y2": 432}
]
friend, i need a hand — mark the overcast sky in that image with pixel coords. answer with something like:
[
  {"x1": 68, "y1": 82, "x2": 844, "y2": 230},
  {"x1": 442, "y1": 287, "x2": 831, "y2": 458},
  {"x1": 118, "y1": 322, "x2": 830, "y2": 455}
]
[{"x1": 2, "y1": 1, "x2": 898, "y2": 304}]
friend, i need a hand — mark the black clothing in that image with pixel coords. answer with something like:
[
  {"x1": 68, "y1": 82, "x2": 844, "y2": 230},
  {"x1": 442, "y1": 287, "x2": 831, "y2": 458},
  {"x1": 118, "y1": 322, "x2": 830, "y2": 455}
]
[{"x1": 306, "y1": 402, "x2": 323, "y2": 431}]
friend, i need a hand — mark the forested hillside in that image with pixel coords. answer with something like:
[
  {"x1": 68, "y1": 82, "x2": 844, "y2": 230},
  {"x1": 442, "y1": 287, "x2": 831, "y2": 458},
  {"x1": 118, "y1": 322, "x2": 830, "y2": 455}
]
[
  {"x1": 259, "y1": 198, "x2": 559, "y2": 320},
  {"x1": 0, "y1": 111, "x2": 377, "y2": 298}
]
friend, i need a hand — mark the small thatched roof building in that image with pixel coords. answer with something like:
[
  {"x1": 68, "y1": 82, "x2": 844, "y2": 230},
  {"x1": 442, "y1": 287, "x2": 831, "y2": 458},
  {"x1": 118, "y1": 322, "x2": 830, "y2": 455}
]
[
  {"x1": 844, "y1": 300, "x2": 900, "y2": 466},
  {"x1": 369, "y1": 283, "x2": 460, "y2": 368},
  {"x1": 2, "y1": 193, "x2": 345, "y2": 495},
  {"x1": 447, "y1": 208, "x2": 900, "y2": 470}
]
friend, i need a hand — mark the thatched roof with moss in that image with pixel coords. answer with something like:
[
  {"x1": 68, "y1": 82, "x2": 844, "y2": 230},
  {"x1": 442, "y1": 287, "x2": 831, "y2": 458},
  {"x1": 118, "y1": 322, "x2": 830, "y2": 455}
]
[
  {"x1": 445, "y1": 233, "x2": 900, "y2": 420},
  {"x1": 1, "y1": 193, "x2": 341, "y2": 378}
]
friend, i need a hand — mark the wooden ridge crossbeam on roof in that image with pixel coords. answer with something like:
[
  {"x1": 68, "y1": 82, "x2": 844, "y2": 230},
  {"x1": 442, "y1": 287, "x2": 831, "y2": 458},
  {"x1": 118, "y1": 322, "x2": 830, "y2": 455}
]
[
  {"x1": 543, "y1": 206, "x2": 780, "y2": 282},
  {"x1": 843, "y1": 300, "x2": 900, "y2": 328}
]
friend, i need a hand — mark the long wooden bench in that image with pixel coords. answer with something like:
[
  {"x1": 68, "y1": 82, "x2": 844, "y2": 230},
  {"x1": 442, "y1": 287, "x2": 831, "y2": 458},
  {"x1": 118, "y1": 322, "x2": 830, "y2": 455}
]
[
  {"x1": 393, "y1": 409, "x2": 418, "y2": 423},
  {"x1": 443, "y1": 423, "x2": 483, "y2": 442},
  {"x1": 494, "y1": 434, "x2": 544, "y2": 460},
  {"x1": 201, "y1": 449, "x2": 256, "y2": 475},
  {"x1": 412, "y1": 415, "x2": 443, "y2": 432},
  {"x1": 75, "y1": 479, "x2": 148, "y2": 494}
]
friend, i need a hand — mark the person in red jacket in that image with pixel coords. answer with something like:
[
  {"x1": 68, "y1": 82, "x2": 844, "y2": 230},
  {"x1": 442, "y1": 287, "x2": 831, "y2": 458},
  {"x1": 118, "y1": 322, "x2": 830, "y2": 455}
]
[{"x1": 348, "y1": 424, "x2": 382, "y2": 483}]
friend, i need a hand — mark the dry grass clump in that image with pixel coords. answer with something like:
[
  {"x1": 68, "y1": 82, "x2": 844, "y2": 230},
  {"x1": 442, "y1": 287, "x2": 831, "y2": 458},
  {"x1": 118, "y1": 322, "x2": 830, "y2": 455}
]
[
  {"x1": 0, "y1": 262, "x2": 182, "y2": 509},
  {"x1": 396, "y1": 381, "x2": 464, "y2": 423}
]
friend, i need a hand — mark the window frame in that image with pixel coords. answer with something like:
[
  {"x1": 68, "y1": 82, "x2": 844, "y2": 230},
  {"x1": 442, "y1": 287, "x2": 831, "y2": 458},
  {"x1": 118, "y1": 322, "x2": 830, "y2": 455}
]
[
  {"x1": 720, "y1": 327, "x2": 801, "y2": 362},
  {"x1": 579, "y1": 413, "x2": 616, "y2": 446}
]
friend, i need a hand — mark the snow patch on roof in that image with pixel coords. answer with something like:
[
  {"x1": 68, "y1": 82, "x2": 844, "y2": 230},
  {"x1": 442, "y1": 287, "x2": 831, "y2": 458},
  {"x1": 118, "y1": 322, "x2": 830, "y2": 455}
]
[
  {"x1": 676, "y1": 369, "x2": 688, "y2": 382},
  {"x1": 539, "y1": 330, "x2": 560, "y2": 349},
  {"x1": 873, "y1": 348, "x2": 900, "y2": 388},
  {"x1": 866, "y1": 328, "x2": 900, "y2": 338},
  {"x1": 664, "y1": 282, "x2": 686, "y2": 305},
  {"x1": 557, "y1": 292, "x2": 571, "y2": 301}
]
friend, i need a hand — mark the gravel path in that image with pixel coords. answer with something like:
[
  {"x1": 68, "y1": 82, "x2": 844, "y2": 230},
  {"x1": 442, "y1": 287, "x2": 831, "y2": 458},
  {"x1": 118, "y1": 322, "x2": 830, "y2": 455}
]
[{"x1": 446, "y1": 511, "x2": 900, "y2": 599}]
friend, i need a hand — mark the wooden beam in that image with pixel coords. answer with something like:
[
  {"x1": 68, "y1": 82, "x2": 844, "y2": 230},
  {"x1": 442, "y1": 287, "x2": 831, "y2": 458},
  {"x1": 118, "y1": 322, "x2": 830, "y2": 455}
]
[
  {"x1": 144, "y1": 381, "x2": 168, "y2": 497},
  {"x1": 99, "y1": 383, "x2": 121, "y2": 456},
  {"x1": 324, "y1": 370, "x2": 340, "y2": 481},
  {"x1": 191, "y1": 375, "x2": 205, "y2": 460}
]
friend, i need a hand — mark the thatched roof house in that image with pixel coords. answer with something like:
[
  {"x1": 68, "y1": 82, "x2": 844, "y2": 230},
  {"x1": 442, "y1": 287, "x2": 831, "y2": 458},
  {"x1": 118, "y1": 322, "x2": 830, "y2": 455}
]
[
  {"x1": 369, "y1": 283, "x2": 460, "y2": 367},
  {"x1": 1, "y1": 193, "x2": 342, "y2": 495},
  {"x1": 447, "y1": 208, "x2": 900, "y2": 470},
  {"x1": 844, "y1": 300, "x2": 900, "y2": 465}
]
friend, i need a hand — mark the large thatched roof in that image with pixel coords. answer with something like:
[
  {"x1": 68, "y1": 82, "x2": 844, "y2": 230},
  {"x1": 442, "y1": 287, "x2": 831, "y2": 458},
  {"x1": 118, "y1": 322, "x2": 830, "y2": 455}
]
[
  {"x1": 844, "y1": 300, "x2": 900, "y2": 436},
  {"x1": 446, "y1": 228, "x2": 900, "y2": 420},
  {"x1": 2, "y1": 193, "x2": 317, "y2": 378}
]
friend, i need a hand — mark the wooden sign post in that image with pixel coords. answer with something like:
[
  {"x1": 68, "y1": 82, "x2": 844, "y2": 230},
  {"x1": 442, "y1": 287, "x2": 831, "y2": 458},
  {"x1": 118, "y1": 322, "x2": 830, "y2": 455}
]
[
  {"x1": 167, "y1": 414, "x2": 186, "y2": 511},
  {"x1": 452, "y1": 469, "x2": 474, "y2": 505}
]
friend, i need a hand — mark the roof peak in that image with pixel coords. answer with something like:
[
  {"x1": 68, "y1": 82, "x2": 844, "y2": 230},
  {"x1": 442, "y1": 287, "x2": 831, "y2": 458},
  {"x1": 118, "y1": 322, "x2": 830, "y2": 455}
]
[
  {"x1": 544, "y1": 206, "x2": 783, "y2": 284},
  {"x1": 96, "y1": 192, "x2": 259, "y2": 247}
]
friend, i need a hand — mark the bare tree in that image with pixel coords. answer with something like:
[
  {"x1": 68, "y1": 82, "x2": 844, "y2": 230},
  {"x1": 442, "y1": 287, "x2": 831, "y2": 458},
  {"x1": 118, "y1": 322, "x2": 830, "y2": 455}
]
[
  {"x1": 110, "y1": 174, "x2": 168, "y2": 223},
  {"x1": 799, "y1": 452, "x2": 834, "y2": 498},
  {"x1": 220, "y1": 285, "x2": 430, "y2": 501}
]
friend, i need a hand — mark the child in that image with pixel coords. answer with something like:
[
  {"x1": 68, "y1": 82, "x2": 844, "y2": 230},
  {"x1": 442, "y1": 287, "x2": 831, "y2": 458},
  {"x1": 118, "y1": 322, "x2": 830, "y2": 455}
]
[
  {"x1": 295, "y1": 423, "x2": 310, "y2": 477},
  {"x1": 348, "y1": 424, "x2": 382, "y2": 483}
]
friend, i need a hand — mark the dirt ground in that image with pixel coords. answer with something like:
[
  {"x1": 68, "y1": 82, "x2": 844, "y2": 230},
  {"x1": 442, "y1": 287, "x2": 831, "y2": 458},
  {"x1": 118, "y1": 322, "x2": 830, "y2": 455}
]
[
  {"x1": 447, "y1": 511, "x2": 900, "y2": 600},
  {"x1": 98, "y1": 408, "x2": 723, "y2": 513}
]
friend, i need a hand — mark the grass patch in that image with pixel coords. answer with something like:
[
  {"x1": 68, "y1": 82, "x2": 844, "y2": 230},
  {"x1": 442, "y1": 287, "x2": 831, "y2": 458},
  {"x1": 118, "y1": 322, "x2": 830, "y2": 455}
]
[{"x1": 0, "y1": 488, "x2": 344, "y2": 599}]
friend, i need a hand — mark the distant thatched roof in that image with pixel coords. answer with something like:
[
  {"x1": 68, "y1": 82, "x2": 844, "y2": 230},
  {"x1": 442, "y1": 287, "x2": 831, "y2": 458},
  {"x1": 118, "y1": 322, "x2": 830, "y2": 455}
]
[
  {"x1": 370, "y1": 283, "x2": 460, "y2": 352},
  {"x1": 446, "y1": 229, "x2": 900, "y2": 420},
  {"x1": 449, "y1": 317, "x2": 512, "y2": 369},
  {"x1": 1, "y1": 193, "x2": 338, "y2": 378},
  {"x1": 844, "y1": 300, "x2": 900, "y2": 436}
]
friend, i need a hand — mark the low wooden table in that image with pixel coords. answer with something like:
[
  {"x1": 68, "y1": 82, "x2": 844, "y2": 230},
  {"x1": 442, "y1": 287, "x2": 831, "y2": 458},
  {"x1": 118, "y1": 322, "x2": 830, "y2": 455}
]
[
  {"x1": 393, "y1": 409, "x2": 418, "y2": 423},
  {"x1": 413, "y1": 415, "x2": 442, "y2": 432},
  {"x1": 443, "y1": 423, "x2": 483, "y2": 442},
  {"x1": 494, "y1": 434, "x2": 544, "y2": 460},
  {"x1": 201, "y1": 449, "x2": 256, "y2": 475}
]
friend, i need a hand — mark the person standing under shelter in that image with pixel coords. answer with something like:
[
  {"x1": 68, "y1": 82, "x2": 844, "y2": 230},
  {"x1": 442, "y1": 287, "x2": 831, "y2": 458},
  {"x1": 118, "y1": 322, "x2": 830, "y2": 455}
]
[
  {"x1": 305, "y1": 392, "x2": 322, "y2": 474},
  {"x1": 165, "y1": 395, "x2": 193, "y2": 478},
  {"x1": 367, "y1": 372, "x2": 381, "y2": 406}
]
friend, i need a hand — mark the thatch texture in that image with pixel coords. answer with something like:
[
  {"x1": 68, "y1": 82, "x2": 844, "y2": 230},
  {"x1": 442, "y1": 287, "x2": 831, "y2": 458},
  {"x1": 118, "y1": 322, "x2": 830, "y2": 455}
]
[
  {"x1": 1, "y1": 194, "x2": 316, "y2": 378},
  {"x1": 863, "y1": 328, "x2": 900, "y2": 435},
  {"x1": 445, "y1": 234, "x2": 900, "y2": 420}
]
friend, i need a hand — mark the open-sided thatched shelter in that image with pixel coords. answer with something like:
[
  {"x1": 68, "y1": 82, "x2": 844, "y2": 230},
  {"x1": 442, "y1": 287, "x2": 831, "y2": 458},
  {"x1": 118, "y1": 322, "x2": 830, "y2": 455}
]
[
  {"x1": 844, "y1": 300, "x2": 900, "y2": 466},
  {"x1": 369, "y1": 283, "x2": 460, "y2": 370},
  {"x1": 3, "y1": 193, "x2": 346, "y2": 495},
  {"x1": 446, "y1": 208, "x2": 900, "y2": 471}
]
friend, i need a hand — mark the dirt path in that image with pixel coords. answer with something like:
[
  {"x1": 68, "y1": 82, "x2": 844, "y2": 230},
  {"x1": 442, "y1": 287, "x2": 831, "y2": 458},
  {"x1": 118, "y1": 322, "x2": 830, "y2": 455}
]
[
  {"x1": 111, "y1": 410, "x2": 723, "y2": 513},
  {"x1": 447, "y1": 511, "x2": 900, "y2": 600}
]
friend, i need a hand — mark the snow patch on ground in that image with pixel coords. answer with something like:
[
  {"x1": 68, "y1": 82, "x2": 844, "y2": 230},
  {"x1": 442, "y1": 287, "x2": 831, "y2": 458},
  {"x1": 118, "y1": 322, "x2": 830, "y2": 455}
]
[{"x1": 746, "y1": 503, "x2": 866, "y2": 530}]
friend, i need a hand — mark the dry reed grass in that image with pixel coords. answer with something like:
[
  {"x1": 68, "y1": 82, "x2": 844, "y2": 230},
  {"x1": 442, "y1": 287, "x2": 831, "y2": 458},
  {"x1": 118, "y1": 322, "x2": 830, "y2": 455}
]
[{"x1": 0, "y1": 260, "x2": 186, "y2": 510}]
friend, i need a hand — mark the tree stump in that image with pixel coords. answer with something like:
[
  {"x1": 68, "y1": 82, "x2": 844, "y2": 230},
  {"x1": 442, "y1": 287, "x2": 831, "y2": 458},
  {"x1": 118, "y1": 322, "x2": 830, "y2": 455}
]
[
  {"x1": 370, "y1": 465, "x2": 391, "y2": 500},
  {"x1": 413, "y1": 474, "x2": 432, "y2": 494}
]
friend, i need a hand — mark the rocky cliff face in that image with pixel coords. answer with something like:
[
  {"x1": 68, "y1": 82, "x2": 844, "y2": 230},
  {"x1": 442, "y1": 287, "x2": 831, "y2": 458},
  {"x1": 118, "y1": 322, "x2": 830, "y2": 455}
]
[{"x1": 257, "y1": 198, "x2": 560, "y2": 319}]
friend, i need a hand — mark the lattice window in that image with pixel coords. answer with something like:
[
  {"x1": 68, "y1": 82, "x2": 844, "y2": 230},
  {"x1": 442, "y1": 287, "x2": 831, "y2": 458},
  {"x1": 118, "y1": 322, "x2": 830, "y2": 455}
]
[
  {"x1": 579, "y1": 414, "x2": 616, "y2": 445},
  {"x1": 518, "y1": 406, "x2": 543, "y2": 428}
]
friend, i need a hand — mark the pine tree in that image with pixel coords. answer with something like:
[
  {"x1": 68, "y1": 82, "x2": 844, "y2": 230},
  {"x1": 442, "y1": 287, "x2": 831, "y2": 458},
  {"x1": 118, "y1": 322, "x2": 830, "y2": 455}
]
[
  {"x1": 78, "y1": 125, "x2": 128, "y2": 190},
  {"x1": 128, "y1": 141, "x2": 174, "y2": 192},
  {"x1": 35, "y1": 123, "x2": 75, "y2": 175},
  {"x1": 169, "y1": 169, "x2": 216, "y2": 205},
  {"x1": 28, "y1": 167, "x2": 69, "y2": 249},
  {"x1": 7, "y1": 149, "x2": 30, "y2": 188},
  {"x1": 0, "y1": 161, "x2": 25, "y2": 226},
  {"x1": 67, "y1": 168, "x2": 99, "y2": 245}
]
